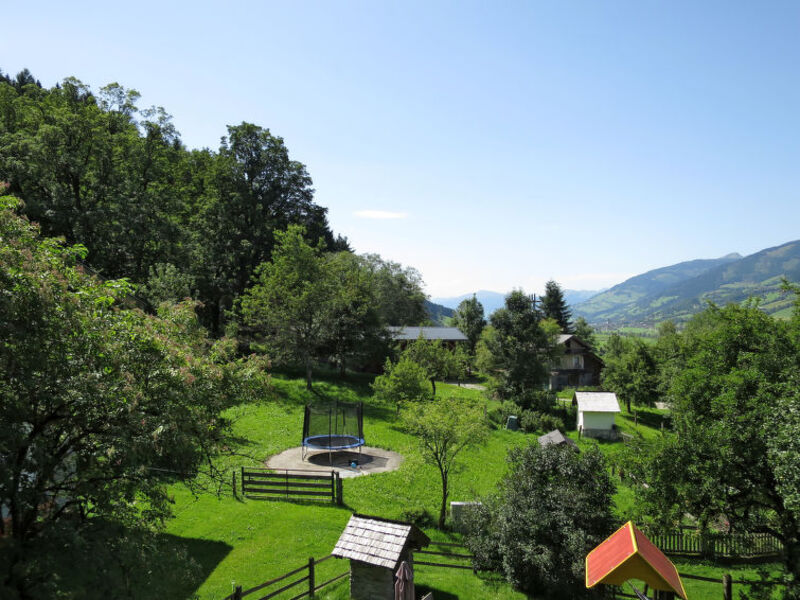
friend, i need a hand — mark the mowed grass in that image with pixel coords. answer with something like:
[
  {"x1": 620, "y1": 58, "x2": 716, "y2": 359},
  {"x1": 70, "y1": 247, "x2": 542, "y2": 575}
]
[
  {"x1": 164, "y1": 376, "x2": 527, "y2": 599},
  {"x1": 161, "y1": 374, "x2": 783, "y2": 599}
]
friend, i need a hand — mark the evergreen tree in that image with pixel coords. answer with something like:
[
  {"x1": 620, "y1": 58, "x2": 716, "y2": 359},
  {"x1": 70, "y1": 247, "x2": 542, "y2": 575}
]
[{"x1": 541, "y1": 280, "x2": 573, "y2": 333}]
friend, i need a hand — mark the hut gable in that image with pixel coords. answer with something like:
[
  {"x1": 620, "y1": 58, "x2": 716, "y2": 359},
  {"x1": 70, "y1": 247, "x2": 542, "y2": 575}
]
[{"x1": 332, "y1": 514, "x2": 430, "y2": 571}]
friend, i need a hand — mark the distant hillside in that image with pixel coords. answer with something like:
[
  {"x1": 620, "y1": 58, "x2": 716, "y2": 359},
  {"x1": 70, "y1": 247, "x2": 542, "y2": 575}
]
[
  {"x1": 433, "y1": 288, "x2": 600, "y2": 318},
  {"x1": 424, "y1": 299, "x2": 455, "y2": 325},
  {"x1": 431, "y1": 291, "x2": 507, "y2": 316},
  {"x1": 574, "y1": 241, "x2": 800, "y2": 326}
]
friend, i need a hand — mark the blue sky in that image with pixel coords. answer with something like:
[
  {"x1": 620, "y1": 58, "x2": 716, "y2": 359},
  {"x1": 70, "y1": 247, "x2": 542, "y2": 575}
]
[{"x1": 4, "y1": 1, "x2": 799, "y2": 297}]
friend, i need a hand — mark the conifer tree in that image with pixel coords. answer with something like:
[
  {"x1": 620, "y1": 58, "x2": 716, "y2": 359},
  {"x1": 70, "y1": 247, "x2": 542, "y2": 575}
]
[{"x1": 541, "y1": 280, "x2": 573, "y2": 333}]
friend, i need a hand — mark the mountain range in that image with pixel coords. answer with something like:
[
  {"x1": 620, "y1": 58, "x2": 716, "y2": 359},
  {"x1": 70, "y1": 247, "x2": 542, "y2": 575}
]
[
  {"x1": 572, "y1": 239, "x2": 800, "y2": 327},
  {"x1": 432, "y1": 289, "x2": 601, "y2": 318},
  {"x1": 426, "y1": 238, "x2": 800, "y2": 328}
]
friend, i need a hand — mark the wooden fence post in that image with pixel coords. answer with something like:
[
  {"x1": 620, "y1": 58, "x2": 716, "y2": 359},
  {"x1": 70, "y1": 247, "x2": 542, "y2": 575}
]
[
  {"x1": 233, "y1": 584, "x2": 243, "y2": 600},
  {"x1": 723, "y1": 574, "x2": 732, "y2": 600},
  {"x1": 308, "y1": 556, "x2": 315, "y2": 598},
  {"x1": 336, "y1": 472, "x2": 343, "y2": 505}
]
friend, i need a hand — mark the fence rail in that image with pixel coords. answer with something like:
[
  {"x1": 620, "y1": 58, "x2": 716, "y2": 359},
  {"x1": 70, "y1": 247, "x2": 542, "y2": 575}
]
[
  {"x1": 648, "y1": 529, "x2": 782, "y2": 559},
  {"x1": 414, "y1": 541, "x2": 475, "y2": 572},
  {"x1": 223, "y1": 555, "x2": 348, "y2": 600},
  {"x1": 240, "y1": 468, "x2": 343, "y2": 505}
]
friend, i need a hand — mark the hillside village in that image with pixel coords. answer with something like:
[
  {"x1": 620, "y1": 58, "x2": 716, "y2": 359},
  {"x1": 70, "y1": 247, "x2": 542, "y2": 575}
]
[{"x1": 1, "y1": 63, "x2": 800, "y2": 600}]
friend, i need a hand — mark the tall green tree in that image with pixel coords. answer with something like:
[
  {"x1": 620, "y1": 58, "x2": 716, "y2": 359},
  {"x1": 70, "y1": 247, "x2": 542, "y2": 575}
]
[
  {"x1": 322, "y1": 252, "x2": 386, "y2": 375},
  {"x1": 453, "y1": 294, "x2": 486, "y2": 354},
  {"x1": 631, "y1": 302, "x2": 800, "y2": 591},
  {"x1": 601, "y1": 336, "x2": 660, "y2": 411},
  {"x1": 573, "y1": 316, "x2": 596, "y2": 348},
  {"x1": 401, "y1": 396, "x2": 488, "y2": 529},
  {"x1": 239, "y1": 225, "x2": 331, "y2": 389},
  {"x1": 402, "y1": 335, "x2": 456, "y2": 396},
  {"x1": 482, "y1": 290, "x2": 558, "y2": 399},
  {"x1": 464, "y1": 444, "x2": 614, "y2": 598},
  {"x1": 361, "y1": 253, "x2": 427, "y2": 326},
  {"x1": 0, "y1": 196, "x2": 242, "y2": 597},
  {"x1": 541, "y1": 280, "x2": 573, "y2": 333}
]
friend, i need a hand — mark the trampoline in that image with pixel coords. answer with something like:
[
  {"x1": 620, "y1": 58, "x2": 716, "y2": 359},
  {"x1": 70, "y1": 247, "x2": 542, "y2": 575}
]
[{"x1": 302, "y1": 400, "x2": 364, "y2": 464}]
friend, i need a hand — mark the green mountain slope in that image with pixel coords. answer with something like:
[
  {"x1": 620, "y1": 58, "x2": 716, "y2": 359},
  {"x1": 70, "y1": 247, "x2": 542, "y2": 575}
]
[
  {"x1": 424, "y1": 299, "x2": 455, "y2": 325},
  {"x1": 636, "y1": 240, "x2": 800, "y2": 323},
  {"x1": 573, "y1": 253, "x2": 741, "y2": 322},
  {"x1": 574, "y1": 241, "x2": 800, "y2": 326}
]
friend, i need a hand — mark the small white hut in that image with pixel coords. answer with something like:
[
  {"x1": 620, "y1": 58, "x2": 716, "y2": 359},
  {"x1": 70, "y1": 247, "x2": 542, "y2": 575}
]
[{"x1": 572, "y1": 391, "x2": 621, "y2": 440}]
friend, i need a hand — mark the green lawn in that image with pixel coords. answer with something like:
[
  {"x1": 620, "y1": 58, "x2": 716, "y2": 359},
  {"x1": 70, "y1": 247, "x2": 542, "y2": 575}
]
[{"x1": 156, "y1": 374, "x2": 782, "y2": 599}]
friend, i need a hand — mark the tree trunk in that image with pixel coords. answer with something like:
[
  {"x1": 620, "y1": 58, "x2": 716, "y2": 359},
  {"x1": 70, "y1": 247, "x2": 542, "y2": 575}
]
[
  {"x1": 430, "y1": 379, "x2": 436, "y2": 397},
  {"x1": 438, "y1": 470, "x2": 448, "y2": 529},
  {"x1": 305, "y1": 357, "x2": 313, "y2": 390}
]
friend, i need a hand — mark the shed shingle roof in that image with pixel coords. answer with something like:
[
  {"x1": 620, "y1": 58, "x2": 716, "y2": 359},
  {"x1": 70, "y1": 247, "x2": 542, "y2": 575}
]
[
  {"x1": 538, "y1": 429, "x2": 579, "y2": 450},
  {"x1": 332, "y1": 514, "x2": 430, "y2": 570},
  {"x1": 574, "y1": 392, "x2": 621, "y2": 413}
]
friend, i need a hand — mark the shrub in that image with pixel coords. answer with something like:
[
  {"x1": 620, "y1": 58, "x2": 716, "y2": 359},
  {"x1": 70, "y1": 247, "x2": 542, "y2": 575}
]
[
  {"x1": 539, "y1": 414, "x2": 565, "y2": 433},
  {"x1": 463, "y1": 444, "x2": 615, "y2": 598},
  {"x1": 488, "y1": 400, "x2": 521, "y2": 427},
  {"x1": 520, "y1": 410, "x2": 542, "y2": 433}
]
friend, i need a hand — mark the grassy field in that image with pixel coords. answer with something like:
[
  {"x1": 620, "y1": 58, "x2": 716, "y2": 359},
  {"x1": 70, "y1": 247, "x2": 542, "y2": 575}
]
[{"x1": 155, "y1": 373, "x2": 783, "y2": 599}]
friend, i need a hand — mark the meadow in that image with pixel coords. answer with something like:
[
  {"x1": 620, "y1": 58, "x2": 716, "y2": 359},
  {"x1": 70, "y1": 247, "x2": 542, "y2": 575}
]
[{"x1": 159, "y1": 374, "x2": 782, "y2": 599}]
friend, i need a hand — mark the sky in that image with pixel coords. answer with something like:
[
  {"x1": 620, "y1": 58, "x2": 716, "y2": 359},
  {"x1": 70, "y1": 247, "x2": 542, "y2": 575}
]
[{"x1": 3, "y1": 1, "x2": 799, "y2": 298}]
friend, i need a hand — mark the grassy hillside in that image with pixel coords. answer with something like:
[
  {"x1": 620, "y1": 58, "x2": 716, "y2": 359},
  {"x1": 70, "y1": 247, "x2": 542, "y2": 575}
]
[
  {"x1": 575, "y1": 240, "x2": 800, "y2": 327},
  {"x1": 143, "y1": 374, "x2": 783, "y2": 600},
  {"x1": 573, "y1": 254, "x2": 740, "y2": 324}
]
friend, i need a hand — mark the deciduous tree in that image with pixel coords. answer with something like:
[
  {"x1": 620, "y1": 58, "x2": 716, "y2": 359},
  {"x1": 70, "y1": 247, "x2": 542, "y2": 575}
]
[
  {"x1": 401, "y1": 396, "x2": 488, "y2": 529},
  {"x1": 453, "y1": 294, "x2": 486, "y2": 354},
  {"x1": 464, "y1": 443, "x2": 614, "y2": 598}
]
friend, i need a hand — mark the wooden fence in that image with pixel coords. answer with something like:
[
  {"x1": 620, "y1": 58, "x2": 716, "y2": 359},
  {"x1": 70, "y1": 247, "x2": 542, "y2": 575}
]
[
  {"x1": 648, "y1": 528, "x2": 782, "y2": 559},
  {"x1": 414, "y1": 541, "x2": 475, "y2": 571},
  {"x1": 238, "y1": 468, "x2": 343, "y2": 505},
  {"x1": 223, "y1": 555, "x2": 348, "y2": 600}
]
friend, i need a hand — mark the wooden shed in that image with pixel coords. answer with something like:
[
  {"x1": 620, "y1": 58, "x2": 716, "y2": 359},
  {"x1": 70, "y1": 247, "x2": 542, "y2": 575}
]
[
  {"x1": 332, "y1": 514, "x2": 431, "y2": 600},
  {"x1": 573, "y1": 391, "x2": 621, "y2": 440}
]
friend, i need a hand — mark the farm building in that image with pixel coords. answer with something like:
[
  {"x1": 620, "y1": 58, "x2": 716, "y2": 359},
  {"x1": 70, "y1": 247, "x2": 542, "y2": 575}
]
[
  {"x1": 573, "y1": 391, "x2": 621, "y2": 440},
  {"x1": 549, "y1": 334, "x2": 604, "y2": 391},
  {"x1": 332, "y1": 513, "x2": 430, "y2": 600},
  {"x1": 388, "y1": 326, "x2": 467, "y2": 350}
]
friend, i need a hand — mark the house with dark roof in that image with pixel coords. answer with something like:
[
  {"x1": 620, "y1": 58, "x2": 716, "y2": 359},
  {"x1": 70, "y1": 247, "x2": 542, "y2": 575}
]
[
  {"x1": 388, "y1": 326, "x2": 467, "y2": 350},
  {"x1": 549, "y1": 334, "x2": 604, "y2": 390},
  {"x1": 332, "y1": 513, "x2": 430, "y2": 600}
]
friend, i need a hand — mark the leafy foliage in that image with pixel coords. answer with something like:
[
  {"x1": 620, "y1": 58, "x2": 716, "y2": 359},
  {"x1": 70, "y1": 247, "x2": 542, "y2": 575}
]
[
  {"x1": 0, "y1": 197, "x2": 246, "y2": 597},
  {"x1": 601, "y1": 334, "x2": 660, "y2": 411},
  {"x1": 453, "y1": 294, "x2": 486, "y2": 353},
  {"x1": 629, "y1": 302, "x2": 800, "y2": 592},
  {"x1": 480, "y1": 290, "x2": 559, "y2": 399},
  {"x1": 371, "y1": 357, "x2": 432, "y2": 405},
  {"x1": 464, "y1": 444, "x2": 614, "y2": 598},
  {"x1": 401, "y1": 396, "x2": 489, "y2": 528}
]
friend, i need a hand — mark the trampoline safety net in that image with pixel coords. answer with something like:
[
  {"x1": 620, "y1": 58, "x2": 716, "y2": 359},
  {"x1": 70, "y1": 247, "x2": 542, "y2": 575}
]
[{"x1": 302, "y1": 400, "x2": 364, "y2": 452}]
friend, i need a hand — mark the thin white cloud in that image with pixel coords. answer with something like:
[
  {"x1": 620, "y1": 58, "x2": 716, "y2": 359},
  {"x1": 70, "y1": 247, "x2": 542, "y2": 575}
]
[{"x1": 354, "y1": 210, "x2": 408, "y2": 220}]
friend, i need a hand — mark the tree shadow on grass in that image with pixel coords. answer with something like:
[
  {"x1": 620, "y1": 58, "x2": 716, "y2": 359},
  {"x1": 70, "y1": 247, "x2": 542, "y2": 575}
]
[
  {"x1": 620, "y1": 408, "x2": 671, "y2": 430},
  {"x1": 42, "y1": 521, "x2": 232, "y2": 600}
]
